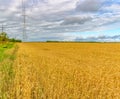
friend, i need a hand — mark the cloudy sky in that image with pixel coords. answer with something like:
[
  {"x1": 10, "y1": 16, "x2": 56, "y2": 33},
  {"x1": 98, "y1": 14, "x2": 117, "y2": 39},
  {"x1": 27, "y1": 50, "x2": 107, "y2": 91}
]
[{"x1": 0, "y1": 0, "x2": 120, "y2": 41}]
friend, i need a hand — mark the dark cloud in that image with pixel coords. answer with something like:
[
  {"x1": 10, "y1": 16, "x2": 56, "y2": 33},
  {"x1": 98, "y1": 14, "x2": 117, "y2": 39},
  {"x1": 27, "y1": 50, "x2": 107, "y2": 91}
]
[
  {"x1": 61, "y1": 15, "x2": 92, "y2": 25},
  {"x1": 75, "y1": 35, "x2": 120, "y2": 42},
  {"x1": 76, "y1": 0, "x2": 102, "y2": 12}
]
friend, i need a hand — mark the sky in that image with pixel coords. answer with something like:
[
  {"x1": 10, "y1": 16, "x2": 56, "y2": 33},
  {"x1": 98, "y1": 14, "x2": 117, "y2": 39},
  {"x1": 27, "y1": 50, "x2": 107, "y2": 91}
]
[{"x1": 0, "y1": 0, "x2": 120, "y2": 41}]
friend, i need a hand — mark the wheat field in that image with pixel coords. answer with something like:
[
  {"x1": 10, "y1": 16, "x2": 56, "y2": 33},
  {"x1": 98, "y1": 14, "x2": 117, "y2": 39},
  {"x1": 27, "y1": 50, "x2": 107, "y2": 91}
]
[{"x1": 9, "y1": 43, "x2": 120, "y2": 99}]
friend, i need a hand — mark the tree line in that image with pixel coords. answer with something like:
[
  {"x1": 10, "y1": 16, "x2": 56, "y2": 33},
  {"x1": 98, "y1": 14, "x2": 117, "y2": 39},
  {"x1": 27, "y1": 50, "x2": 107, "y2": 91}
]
[{"x1": 0, "y1": 32, "x2": 22, "y2": 43}]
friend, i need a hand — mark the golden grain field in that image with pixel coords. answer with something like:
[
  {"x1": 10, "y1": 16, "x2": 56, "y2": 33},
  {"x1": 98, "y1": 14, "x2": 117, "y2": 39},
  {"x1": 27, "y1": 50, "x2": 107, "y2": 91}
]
[{"x1": 10, "y1": 43, "x2": 120, "y2": 99}]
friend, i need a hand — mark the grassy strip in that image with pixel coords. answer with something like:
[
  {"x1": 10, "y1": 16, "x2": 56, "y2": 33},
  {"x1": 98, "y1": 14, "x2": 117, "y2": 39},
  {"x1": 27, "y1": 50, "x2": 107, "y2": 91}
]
[
  {"x1": 0, "y1": 43, "x2": 14, "y2": 62},
  {"x1": 0, "y1": 43, "x2": 18, "y2": 99}
]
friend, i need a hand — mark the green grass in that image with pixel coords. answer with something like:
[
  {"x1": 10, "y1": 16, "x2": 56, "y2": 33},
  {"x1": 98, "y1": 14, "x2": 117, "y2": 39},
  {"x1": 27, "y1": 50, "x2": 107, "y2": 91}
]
[
  {"x1": 0, "y1": 43, "x2": 17, "y2": 99},
  {"x1": 0, "y1": 43, "x2": 14, "y2": 62}
]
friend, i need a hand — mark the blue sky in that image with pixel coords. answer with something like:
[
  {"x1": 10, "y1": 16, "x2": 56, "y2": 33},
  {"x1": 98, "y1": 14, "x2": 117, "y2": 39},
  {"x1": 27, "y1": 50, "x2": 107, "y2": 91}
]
[{"x1": 0, "y1": 0, "x2": 120, "y2": 41}]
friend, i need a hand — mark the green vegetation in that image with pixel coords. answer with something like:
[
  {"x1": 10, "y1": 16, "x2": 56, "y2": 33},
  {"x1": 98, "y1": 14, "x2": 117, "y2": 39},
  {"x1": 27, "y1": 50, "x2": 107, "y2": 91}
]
[
  {"x1": 46, "y1": 40, "x2": 101, "y2": 43},
  {"x1": 0, "y1": 43, "x2": 14, "y2": 61},
  {"x1": 0, "y1": 43, "x2": 17, "y2": 98},
  {"x1": 0, "y1": 32, "x2": 22, "y2": 43},
  {"x1": 9, "y1": 38, "x2": 22, "y2": 42},
  {"x1": 0, "y1": 32, "x2": 8, "y2": 41},
  {"x1": 0, "y1": 32, "x2": 20, "y2": 98},
  {"x1": 46, "y1": 40, "x2": 60, "y2": 42}
]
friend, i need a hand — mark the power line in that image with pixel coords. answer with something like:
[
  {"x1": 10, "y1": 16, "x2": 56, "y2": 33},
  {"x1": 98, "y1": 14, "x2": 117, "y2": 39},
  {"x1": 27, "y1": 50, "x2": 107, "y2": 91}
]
[
  {"x1": 0, "y1": 0, "x2": 42, "y2": 40},
  {"x1": 22, "y1": 0, "x2": 27, "y2": 41},
  {"x1": 0, "y1": 24, "x2": 19, "y2": 32},
  {"x1": 0, "y1": 24, "x2": 7, "y2": 33}
]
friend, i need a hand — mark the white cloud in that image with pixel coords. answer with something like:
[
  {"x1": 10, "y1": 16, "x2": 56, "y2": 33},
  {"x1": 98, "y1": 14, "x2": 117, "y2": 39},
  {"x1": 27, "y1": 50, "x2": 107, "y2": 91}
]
[
  {"x1": 103, "y1": 4, "x2": 120, "y2": 12},
  {"x1": 0, "y1": 0, "x2": 120, "y2": 41}
]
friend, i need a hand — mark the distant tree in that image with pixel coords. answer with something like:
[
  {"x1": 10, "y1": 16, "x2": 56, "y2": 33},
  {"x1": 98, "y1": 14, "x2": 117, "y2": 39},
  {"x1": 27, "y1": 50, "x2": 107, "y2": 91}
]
[
  {"x1": 0, "y1": 32, "x2": 22, "y2": 44},
  {"x1": 9, "y1": 38, "x2": 22, "y2": 42},
  {"x1": 0, "y1": 32, "x2": 9, "y2": 42},
  {"x1": 46, "y1": 40, "x2": 59, "y2": 42}
]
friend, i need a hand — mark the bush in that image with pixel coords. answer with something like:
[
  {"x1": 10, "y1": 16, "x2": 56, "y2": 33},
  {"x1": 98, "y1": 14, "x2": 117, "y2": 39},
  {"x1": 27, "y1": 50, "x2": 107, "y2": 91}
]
[{"x1": 9, "y1": 38, "x2": 22, "y2": 42}]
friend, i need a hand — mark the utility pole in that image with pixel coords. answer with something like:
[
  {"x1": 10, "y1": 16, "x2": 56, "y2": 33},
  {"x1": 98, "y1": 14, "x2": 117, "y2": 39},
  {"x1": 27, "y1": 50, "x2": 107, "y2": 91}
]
[
  {"x1": 2, "y1": 24, "x2": 4, "y2": 33},
  {"x1": 0, "y1": 24, "x2": 5, "y2": 33},
  {"x1": 22, "y1": 0, "x2": 27, "y2": 41}
]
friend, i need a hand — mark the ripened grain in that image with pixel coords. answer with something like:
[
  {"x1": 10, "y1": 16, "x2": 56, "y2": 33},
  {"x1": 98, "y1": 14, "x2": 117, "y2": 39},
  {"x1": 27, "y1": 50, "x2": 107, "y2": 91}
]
[{"x1": 11, "y1": 43, "x2": 120, "y2": 99}]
